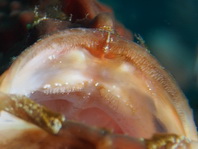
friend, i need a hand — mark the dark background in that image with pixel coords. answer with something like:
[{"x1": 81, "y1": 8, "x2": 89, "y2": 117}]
[{"x1": 0, "y1": 0, "x2": 198, "y2": 127}]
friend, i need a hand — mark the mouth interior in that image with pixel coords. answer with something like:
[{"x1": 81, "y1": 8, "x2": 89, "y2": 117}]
[
  {"x1": 29, "y1": 84, "x2": 124, "y2": 134},
  {"x1": 4, "y1": 45, "x2": 169, "y2": 138}
]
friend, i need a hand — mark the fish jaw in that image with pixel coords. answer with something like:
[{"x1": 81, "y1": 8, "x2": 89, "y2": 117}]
[
  {"x1": 0, "y1": 93, "x2": 144, "y2": 149},
  {"x1": 0, "y1": 28, "x2": 196, "y2": 141},
  {"x1": 0, "y1": 92, "x2": 197, "y2": 149}
]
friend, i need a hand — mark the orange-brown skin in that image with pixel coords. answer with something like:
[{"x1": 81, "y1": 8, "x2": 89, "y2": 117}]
[{"x1": 0, "y1": 0, "x2": 197, "y2": 149}]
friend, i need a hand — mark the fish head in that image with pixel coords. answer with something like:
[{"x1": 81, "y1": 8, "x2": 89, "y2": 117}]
[{"x1": 0, "y1": 0, "x2": 197, "y2": 148}]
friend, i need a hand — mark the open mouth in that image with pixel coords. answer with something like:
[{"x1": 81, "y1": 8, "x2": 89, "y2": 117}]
[
  {"x1": 0, "y1": 28, "x2": 197, "y2": 147},
  {"x1": 5, "y1": 28, "x2": 159, "y2": 138},
  {"x1": 30, "y1": 84, "x2": 125, "y2": 134}
]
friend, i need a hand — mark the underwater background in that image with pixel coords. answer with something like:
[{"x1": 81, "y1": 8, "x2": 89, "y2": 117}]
[{"x1": 0, "y1": 0, "x2": 198, "y2": 127}]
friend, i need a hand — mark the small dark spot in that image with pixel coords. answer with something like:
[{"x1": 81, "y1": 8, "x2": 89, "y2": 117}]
[{"x1": 153, "y1": 117, "x2": 168, "y2": 133}]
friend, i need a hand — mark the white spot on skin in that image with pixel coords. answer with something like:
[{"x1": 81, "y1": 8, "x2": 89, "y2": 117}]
[
  {"x1": 55, "y1": 83, "x2": 62, "y2": 87},
  {"x1": 145, "y1": 79, "x2": 156, "y2": 96},
  {"x1": 66, "y1": 50, "x2": 86, "y2": 64},
  {"x1": 43, "y1": 84, "x2": 51, "y2": 89},
  {"x1": 95, "y1": 82, "x2": 99, "y2": 86},
  {"x1": 116, "y1": 95, "x2": 121, "y2": 98},
  {"x1": 48, "y1": 55, "x2": 56, "y2": 60},
  {"x1": 104, "y1": 45, "x2": 110, "y2": 52},
  {"x1": 119, "y1": 63, "x2": 135, "y2": 72}
]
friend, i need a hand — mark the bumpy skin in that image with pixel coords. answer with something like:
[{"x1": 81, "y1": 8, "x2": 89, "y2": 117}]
[{"x1": 0, "y1": 0, "x2": 197, "y2": 148}]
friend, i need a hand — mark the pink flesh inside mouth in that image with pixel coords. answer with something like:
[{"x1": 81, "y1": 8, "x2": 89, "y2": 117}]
[{"x1": 29, "y1": 86, "x2": 124, "y2": 135}]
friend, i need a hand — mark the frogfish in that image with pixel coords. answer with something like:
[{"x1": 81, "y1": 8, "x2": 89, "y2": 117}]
[{"x1": 0, "y1": 0, "x2": 197, "y2": 148}]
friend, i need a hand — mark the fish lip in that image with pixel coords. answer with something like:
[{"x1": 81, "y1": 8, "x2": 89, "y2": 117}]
[{"x1": 0, "y1": 109, "x2": 194, "y2": 149}]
